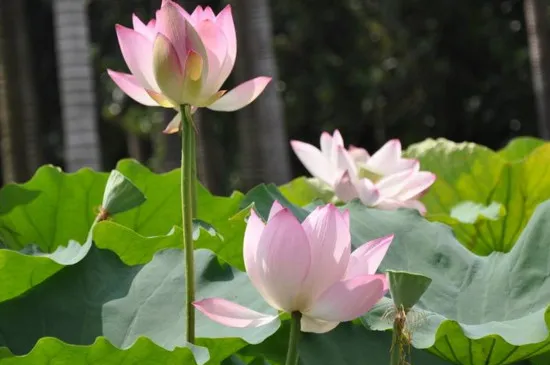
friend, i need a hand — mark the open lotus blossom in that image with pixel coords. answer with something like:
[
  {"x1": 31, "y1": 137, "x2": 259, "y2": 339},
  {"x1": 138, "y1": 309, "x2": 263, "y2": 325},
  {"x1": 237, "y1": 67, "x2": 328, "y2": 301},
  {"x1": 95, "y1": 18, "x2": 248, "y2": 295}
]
[
  {"x1": 194, "y1": 201, "x2": 393, "y2": 334},
  {"x1": 107, "y1": 0, "x2": 271, "y2": 133},
  {"x1": 290, "y1": 130, "x2": 436, "y2": 214}
]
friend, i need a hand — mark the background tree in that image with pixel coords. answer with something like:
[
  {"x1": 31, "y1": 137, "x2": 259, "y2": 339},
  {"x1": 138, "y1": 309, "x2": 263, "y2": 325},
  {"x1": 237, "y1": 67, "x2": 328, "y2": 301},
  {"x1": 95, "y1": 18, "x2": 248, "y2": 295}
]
[
  {"x1": 524, "y1": 0, "x2": 550, "y2": 139},
  {"x1": 53, "y1": 0, "x2": 102, "y2": 171},
  {"x1": 0, "y1": 0, "x2": 41, "y2": 183},
  {"x1": 233, "y1": 0, "x2": 292, "y2": 190}
]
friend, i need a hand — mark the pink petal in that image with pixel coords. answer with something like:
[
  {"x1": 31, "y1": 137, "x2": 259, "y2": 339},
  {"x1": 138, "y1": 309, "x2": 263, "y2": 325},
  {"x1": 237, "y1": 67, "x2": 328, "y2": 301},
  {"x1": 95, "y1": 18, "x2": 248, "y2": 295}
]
[
  {"x1": 132, "y1": 14, "x2": 156, "y2": 41},
  {"x1": 366, "y1": 140, "x2": 417, "y2": 175},
  {"x1": 301, "y1": 315, "x2": 339, "y2": 334},
  {"x1": 207, "y1": 13, "x2": 236, "y2": 93},
  {"x1": 301, "y1": 204, "x2": 351, "y2": 303},
  {"x1": 375, "y1": 168, "x2": 416, "y2": 198},
  {"x1": 156, "y1": 0, "x2": 190, "y2": 70},
  {"x1": 243, "y1": 209, "x2": 265, "y2": 281},
  {"x1": 304, "y1": 274, "x2": 386, "y2": 322},
  {"x1": 202, "y1": 6, "x2": 216, "y2": 21},
  {"x1": 354, "y1": 178, "x2": 380, "y2": 206},
  {"x1": 332, "y1": 130, "x2": 344, "y2": 148},
  {"x1": 348, "y1": 146, "x2": 370, "y2": 165},
  {"x1": 320, "y1": 131, "x2": 333, "y2": 160},
  {"x1": 345, "y1": 234, "x2": 394, "y2": 279},
  {"x1": 190, "y1": 6, "x2": 204, "y2": 23},
  {"x1": 194, "y1": 298, "x2": 278, "y2": 328},
  {"x1": 330, "y1": 130, "x2": 345, "y2": 163},
  {"x1": 334, "y1": 171, "x2": 359, "y2": 202},
  {"x1": 395, "y1": 172, "x2": 436, "y2": 201},
  {"x1": 107, "y1": 70, "x2": 159, "y2": 106},
  {"x1": 268, "y1": 200, "x2": 285, "y2": 220},
  {"x1": 374, "y1": 198, "x2": 426, "y2": 215},
  {"x1": 166, "y1": 0, "x2": 192, "y2": 22},
  {"x1": 374, "y1": 199, "x2": 406, "y2": 211},
  {"x1": 291, "y1": 140, "x2": 337, "y2": 186},
  {"x1": 243, "y1": 210, "x2": 284, "y2": 309},
  {"x1": 115, "y1": 25, "x2": 157, "y2": 90},
  {"x1": 335, "y1": 146, "x2": 357, "y2": 176},
  {"x1": 207, "y1": 76, "x2": 272, "y2": 111},
  {"x1": 194, "y1": 19, "x2": 228, "y2": 95},
  {"x1": 409, "y1": 200, "x2": 427, "y2": 215},
  {"x1": 342, "y1": 209, "x2": 350, "y2": 227},
  {"x1": 163, "y1": 113, "x2": 181, "y2": 134},
  {"x1": 152, "y1": 33, "x2": 185, "y2": 103},
  {"x1": 215, "y1": 5, "x2": 237, "y2": 70},
  {"x1": 255, "y1": 208, "x2": 311, "y2": 312},
  {"x1": 400, "y1": 199, "x2": 428, "y2": 215}
]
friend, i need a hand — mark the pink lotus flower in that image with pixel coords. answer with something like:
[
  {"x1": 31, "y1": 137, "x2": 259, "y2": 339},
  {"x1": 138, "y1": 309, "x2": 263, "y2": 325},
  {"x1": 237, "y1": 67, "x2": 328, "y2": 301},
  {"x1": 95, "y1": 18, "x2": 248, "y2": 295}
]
[
  {"x1": 290, "y1": 130, "x2": 436, "y2": 214},
  {"x1": 107, "y1": 0, "x2": 271, "y2": 133},
  {"x1": 194, "y1": 201, "x2": 393, "y2": 334}
]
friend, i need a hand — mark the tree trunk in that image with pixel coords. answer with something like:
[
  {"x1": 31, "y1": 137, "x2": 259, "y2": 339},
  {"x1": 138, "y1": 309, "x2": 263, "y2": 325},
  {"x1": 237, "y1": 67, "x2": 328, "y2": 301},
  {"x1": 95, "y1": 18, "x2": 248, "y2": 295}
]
[
  {"x1": 0, "y1": 0, "x2": 40, "y2": 183},
  {"x1": 126, "y1": 132, "x2": 148, "y2": 163},
  {"x1": 53, "y1": 0, "x2": 102, "y2": 171},
  {"x1": 157, "y1": 109, "x2": 183, "y2": 173},
  {"x1": 195, "y1": 110, "x2": 226, "y2": 194},
  {"x1": 232, "y1": 0, "x2": 292, "y2": 189},
  {"x1": 524, "y1": 0, "x2": 550, "y2": 139}
]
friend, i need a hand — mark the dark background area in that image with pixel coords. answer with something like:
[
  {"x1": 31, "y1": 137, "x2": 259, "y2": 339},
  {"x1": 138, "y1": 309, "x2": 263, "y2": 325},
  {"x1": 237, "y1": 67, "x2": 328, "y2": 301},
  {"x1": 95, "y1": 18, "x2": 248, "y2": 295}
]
[{"x1": 0, "y1": 0, "x2": 545, "y2": 194}]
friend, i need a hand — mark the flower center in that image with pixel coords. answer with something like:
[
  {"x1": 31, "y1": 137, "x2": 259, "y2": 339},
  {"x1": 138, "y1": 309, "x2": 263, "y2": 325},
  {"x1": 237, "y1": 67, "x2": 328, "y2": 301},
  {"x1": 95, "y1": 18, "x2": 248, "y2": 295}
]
[{"x1": 358, "y1": 167, "x2": 384, "y2": 183}]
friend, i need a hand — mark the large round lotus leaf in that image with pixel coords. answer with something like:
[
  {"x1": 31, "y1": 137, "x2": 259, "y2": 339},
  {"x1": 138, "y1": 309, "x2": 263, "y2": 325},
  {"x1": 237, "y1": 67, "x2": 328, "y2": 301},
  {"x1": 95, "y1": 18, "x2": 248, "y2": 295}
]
[
  {"x1": 0, "y1": 166, "x2": 145, "y2": 303},
  {"x1": 350, "y1": 200, "x2": 550, "y2": 364},
  {"x1": 405, "y1": 138, "x2": 550, "y2": 254},
  {"x1": 240, "y1": 320, "x2": 451, "y2": 365},
  {"x1": 0, "y1": 165, "x2": 107, "y2": 252},
  {"x1": 0, "y1": 159, "x2": 244, "y2": 251},
  {"x1": 0, "y1": 246, "x2": 279, "y2": 364},
  {"x1": 497, "y1": 137, "x2": 545, "y2": 162},
  {"x1": 0, "y1": 337, "x2": 208, "y2": 365},
  {"x1": 0, "y1": 160, "x2": 247, "y2": 303}
]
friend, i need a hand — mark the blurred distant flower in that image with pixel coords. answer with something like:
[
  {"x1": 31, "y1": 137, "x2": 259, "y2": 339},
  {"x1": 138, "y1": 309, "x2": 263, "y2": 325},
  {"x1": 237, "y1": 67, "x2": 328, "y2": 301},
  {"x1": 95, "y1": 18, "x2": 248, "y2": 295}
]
[
  {"x1": 107, "y1": 0, "x2": 271, "y2": 133},
  {"x1": 194, "y1": 201, "x2": 392, "y2": 333},
  {"x1": 291, "y1": 130, "x2": 436, "y2": 214}
]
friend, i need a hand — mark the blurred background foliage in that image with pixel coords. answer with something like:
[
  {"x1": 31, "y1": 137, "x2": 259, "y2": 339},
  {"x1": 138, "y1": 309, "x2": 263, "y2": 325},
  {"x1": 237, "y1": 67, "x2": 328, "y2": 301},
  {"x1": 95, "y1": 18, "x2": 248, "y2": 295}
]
[{"x1": 0, "y1": 0, "x2": 546, "y2": 194}]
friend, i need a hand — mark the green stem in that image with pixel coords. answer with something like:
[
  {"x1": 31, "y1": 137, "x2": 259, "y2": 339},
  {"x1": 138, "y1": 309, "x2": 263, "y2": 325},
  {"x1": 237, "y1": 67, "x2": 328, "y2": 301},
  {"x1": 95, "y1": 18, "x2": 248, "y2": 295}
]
[
  {"x1": 285, "y1": 312, "x2": 302, "y2": 365},
  {"x1": 181, "y1": 104, "x2": 197, "y2": 343},
  {"x1": 389, "y1": 323, "x2": 400, "y2": 365},
  {"x1": 190, "y1": 112, "x2": 197, "y2": 215}
]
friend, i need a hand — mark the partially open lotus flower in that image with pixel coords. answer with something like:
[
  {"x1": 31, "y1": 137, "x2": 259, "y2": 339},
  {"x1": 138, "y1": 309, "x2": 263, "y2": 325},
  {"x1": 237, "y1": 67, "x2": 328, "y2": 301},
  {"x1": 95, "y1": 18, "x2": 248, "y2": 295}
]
[
  {"x1": 290, "y1": 130, "x2": 436, "y2": 214},
  {"x1": 107, "y1": 0, "x2": 271, "y2": 133},
  {"x1": 194, "y1": 201, "x2": 392, "y2": 334}
]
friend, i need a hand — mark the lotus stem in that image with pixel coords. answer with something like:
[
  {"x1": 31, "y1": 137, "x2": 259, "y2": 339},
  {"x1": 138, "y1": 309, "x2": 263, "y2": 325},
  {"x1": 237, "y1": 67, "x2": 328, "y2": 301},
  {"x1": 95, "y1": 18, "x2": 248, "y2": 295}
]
[
  {"x1": 285, "y1": 312, "x2": 302, "y2": 365},
  {"x1": 181, "y1": 104, "x2": 197, "y2": 344}
]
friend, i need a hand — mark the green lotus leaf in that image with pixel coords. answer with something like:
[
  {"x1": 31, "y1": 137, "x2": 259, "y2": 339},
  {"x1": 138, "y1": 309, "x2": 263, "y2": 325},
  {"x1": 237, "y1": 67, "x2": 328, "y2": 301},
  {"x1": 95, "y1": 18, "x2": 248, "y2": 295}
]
[
  {"x1": 279, "y1": 177, "x2": 334, "y2": 206},
  {"x1": 449, "y1": 201, "x2": 505, "y2": 224},
  {"x1": 0, "y1": 246, "x2": 279, "y2": 364},
  {"x1": 0, "y1": 160, "x2": 247, "y2": 305},
  {"x1": 93, "y1": 219, "x2": 246, "y2": 270},
  {"x1": 239, "y1": 320, "x2": 450, "y2": 365},
  {"x1": 0, "y1": 337, "x2": 208, "y2": 365},
  {"x1": 0, "y1": 159, "x2": 237, "y2": 252},
  {"x1": 498, "y1": 137, "x2": 545, "y2": 162},
  {"x1": 0, "y1": 165, "x2": 107, "y2": 252},
  {"x1": 351, "y1": 201, "x2": 550, "y2": 364},
  {"x1": 406, "y1": 138, "x2": 550, "y2": 254},
  {"x1": 0, "y1": 166, "x2": 149, "y2": 303},
  {"x1": 94, "y1": 187, "x2": 248, "y2": 270}
]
